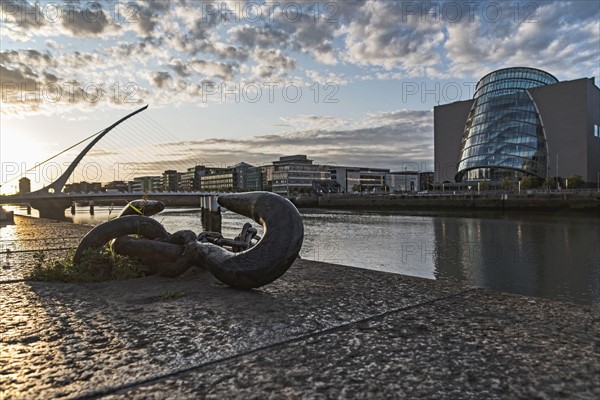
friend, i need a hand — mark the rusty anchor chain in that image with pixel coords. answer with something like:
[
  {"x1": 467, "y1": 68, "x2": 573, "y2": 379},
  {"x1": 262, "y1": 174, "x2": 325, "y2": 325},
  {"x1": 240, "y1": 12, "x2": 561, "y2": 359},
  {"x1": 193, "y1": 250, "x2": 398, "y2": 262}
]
[{"x1": 73, "y1": 192, "x2": 304, "y2": 288}]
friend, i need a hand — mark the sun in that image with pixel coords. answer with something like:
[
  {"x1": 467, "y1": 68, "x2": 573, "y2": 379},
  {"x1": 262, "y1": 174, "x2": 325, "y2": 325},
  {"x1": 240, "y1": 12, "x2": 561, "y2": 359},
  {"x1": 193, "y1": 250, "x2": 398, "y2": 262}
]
[{"x1": 0, "y1": 128, "x2": 48, "y2": 194}]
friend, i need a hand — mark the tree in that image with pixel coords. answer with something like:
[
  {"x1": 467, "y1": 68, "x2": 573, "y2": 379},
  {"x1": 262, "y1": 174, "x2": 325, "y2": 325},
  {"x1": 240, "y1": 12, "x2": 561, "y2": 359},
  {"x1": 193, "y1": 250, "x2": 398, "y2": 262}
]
[
  {"x1": 543, "y1": 177, "x2": 555, "y2": 189},
  {"x1": 520, "y1": 175, "x2": 535, "y2": 189},
  {"x1": 567, "y1": 175, "x2": 584, "y2": 188},
  {"x1": 501, "y1": 178, "x2": 512, "y2": 190},
  {"x1": 352, "y1": 184, "x2": 362, "y2": 193},
  {"x1": 479, "y1": 181, "x2": 490, "y2": 191}
]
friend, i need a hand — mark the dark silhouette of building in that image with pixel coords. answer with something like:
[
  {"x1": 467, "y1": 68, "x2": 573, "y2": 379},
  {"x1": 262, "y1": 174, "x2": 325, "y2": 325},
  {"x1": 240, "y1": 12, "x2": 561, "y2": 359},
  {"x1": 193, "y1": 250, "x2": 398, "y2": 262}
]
[{"x1": 18, "y1": 177, "x2": 31, "y2": 194}]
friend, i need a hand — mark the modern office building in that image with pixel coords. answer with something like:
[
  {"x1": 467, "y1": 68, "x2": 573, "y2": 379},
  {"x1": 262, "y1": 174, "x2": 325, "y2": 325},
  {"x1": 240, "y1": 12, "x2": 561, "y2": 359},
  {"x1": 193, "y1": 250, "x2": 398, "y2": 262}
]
[
  {"x1": 386, "y1": 171, "x2": 420, "y2": 192},
  {"x1": 200, "y1": 167, "x2": 235, "y2": 191},
  {"x1": 180, "y1": 165, "x2": 206, "y2": 191},
  {"x1": 261, "y1": 165, "x2": 274, "y2": 192},
  {"x1": 271, "y1": 155, "x2": 330, "y2": 196},
  {"x1": 131, "y1": 176, "x2": 162, "y2": 193},
  {"x1": 232, "y1": 162, "x2": 259, "y2": 191},
  {"x1": 328, "y1": 166, "x2": 390, "y2": 193},
  {"x1": 434, "y1": 67, "x2": 600, "y2": 185},
  {"x1": 162, "y1": 170, "x2": 183, "y2": 191}
]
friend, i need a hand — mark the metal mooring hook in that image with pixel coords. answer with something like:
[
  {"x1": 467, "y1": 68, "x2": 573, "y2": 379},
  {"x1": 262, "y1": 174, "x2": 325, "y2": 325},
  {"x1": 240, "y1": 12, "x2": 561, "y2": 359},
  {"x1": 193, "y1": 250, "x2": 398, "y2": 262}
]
[{"x1": 74, "y1": 192, "x2": 304, "y2": 288}]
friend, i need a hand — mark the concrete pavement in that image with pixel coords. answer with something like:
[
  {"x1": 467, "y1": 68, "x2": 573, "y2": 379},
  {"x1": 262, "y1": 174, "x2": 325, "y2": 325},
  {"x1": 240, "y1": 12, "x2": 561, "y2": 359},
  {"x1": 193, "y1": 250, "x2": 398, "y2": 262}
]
[{"x1": 1, "y1": 216, "x2": 598, "y2": 399}]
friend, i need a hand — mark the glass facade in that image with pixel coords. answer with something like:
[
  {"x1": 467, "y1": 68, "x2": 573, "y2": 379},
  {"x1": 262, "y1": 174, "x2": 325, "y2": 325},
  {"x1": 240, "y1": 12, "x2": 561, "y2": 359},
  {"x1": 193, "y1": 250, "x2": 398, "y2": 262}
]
[{"x1": 456, "y1": 67, "x2": 558, "y2": 182}]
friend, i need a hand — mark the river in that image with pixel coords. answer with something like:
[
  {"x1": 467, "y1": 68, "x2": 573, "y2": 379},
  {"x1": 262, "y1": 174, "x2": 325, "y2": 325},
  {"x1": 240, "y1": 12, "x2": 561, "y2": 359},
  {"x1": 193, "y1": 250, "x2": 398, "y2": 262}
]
[{"x1": 6, "y1": 206, "x2": 600, "y2": 306}]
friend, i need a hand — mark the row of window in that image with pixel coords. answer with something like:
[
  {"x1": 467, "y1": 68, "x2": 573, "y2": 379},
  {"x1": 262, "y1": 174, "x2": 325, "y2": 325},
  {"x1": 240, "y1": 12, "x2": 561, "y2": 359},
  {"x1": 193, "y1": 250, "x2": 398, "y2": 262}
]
[
  {"x1": 469, "y1": 110, "x2": 539, "y2": 129},
  {"x1": 475, "y1": 78, "x2": 551, "y2": 98},
  {"x1": 462, "y1": 168, "x2": 533, "y2": 181},
  {"x1": 459, "y1": 153, "x2": 545, "y2": 172},
  {"x1": 460, "y1": 143, "x2": 542, "y2": 161},
  {"x1": 463, "y1": 122, "x2": 543, "y2": 144},
  {"x1": 274, "y1": 165, "x2": 324, "y2": 172},
  {"x1": 470, "y1": 99, "x2": 537, "y2": 120},
  {"x1": 475, "y1": 68, "x2": 557, "y2": 92},
  {"x1": 461, "y1": 134, "x2": 545, "y2": 153},
  {"x1": 473, "y1": 97, "x2": 534, "y2": 113}
]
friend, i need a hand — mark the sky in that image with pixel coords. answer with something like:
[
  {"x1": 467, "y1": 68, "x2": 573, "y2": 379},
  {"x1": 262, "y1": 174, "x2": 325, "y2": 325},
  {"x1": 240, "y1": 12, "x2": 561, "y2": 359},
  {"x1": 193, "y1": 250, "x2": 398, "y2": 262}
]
[{"x1": 1, "y1": 0, "x2": 599, "y2": 193}]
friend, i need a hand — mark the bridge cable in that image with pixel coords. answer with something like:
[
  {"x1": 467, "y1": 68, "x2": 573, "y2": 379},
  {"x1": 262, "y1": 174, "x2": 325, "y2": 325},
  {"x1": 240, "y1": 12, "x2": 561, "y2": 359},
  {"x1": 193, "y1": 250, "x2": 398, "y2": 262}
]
[{"x1": 0, "y1": 128, "x2": 104, "y2": 187}]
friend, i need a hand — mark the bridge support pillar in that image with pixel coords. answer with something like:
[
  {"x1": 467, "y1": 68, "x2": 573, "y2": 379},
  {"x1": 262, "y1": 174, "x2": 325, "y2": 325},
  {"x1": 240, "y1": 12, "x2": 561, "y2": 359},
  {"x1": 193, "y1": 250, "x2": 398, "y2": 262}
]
[
  {"x1": 201, "y1": 209, "x2": 222, "y2": 233},
  {"x1": 29, "y1": 199, "x2": 71, "y2": 220},
  {"x1": 89, "y1": 201, "x2": 95, "y2": 215},
  {"x1": 71, "y1": 203, "x2": 76, "y2": 215},
  {"x1": 26, "y1": 205, "x2": 31, "y2": 215},
  {"x1": 200, "y1": 195, "x2": 222, "y2": 233}
]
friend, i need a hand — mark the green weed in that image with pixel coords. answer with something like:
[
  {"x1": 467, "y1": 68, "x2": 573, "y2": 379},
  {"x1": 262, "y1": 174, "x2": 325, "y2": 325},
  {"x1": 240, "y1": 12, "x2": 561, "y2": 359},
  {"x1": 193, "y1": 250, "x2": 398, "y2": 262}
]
[
  {"x1": 28, "y1": 248, "x2": 147, "y2": 282},
  {"x1": 157, "y1": 289, "x2": 186, "y2": 301}
]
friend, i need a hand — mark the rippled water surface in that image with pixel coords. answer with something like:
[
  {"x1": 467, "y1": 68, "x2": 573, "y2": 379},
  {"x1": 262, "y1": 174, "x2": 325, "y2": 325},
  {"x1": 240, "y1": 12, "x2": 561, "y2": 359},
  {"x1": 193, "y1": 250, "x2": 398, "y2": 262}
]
[{"x1": 4, "y1": 206, "x2": 599, "y2": 305}]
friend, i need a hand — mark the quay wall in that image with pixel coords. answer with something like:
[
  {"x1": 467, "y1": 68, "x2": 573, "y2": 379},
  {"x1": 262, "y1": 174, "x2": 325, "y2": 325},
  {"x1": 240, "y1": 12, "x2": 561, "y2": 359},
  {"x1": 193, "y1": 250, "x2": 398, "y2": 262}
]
[{"x1": 290, "y1": 193, "x2": 600, "y2": 212}]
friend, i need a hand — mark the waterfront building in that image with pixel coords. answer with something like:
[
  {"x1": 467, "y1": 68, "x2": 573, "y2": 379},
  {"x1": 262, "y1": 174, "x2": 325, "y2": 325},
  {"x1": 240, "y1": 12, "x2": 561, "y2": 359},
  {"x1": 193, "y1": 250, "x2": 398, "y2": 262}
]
[
  {"x1": 419, "y1": 172, "x2": 434, "y2": 191},
  {"x1": 232, "y1": 162, "x2": 258, "y2": 190},
  {"x1": 162, "y1": 170, "x2": 183, "y2": 191},
  {"x1": 63, "y1": 181, "x2": 102, "y2": 193},
  {"x1": 261, "y1": 165, "x2": 274, "y2": 192},
  {"x1": 434, "y1": 67, "x2": 600, "y2": 185},
  {"x1": 180, "y1": 165, "x2": 206, "y2": 191},
  {"x1": 386, "y1": 171, "x2": 420, "y2": 192},
  {"x1": 200, "y1": 167, "x2": 234, "y2": 191},
  {"x1": 328, "y1": 166, "x2": 390, "y2": 193},
  {"x1": 103, "y1": 180, "x2": 129, "y2": 193},
  {"x1": 272, "y1": 155, "x2": 330, "y2": 196},
  {"x1": 131, "y1": 176, "x2": 162, "y2": 193},
  {"x1": 199, "y1": 163, "x2": 259, "y2": 192},
  {"x1": 18, "y1": 177, "x2": 30, "y2": 194}
]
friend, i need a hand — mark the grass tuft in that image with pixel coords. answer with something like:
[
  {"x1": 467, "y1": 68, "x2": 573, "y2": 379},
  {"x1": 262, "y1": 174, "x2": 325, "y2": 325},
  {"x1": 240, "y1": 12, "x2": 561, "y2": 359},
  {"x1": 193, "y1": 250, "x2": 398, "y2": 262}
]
[
  {"x1": 28, "y1": 248, "x2": 148, "y2": 282},
  {"x1": 157, "y1": 289, "x2": 186, "y2": 301}
]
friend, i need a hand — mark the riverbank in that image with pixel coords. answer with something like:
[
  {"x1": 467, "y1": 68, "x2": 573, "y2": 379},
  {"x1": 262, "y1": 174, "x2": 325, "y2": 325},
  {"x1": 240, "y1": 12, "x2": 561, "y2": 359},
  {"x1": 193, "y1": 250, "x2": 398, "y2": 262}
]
[
  {"x1": 291, "y1": 192, "x2": 600, "y2": 213},
  {"x1": 1, "y1": 215, "x2": 599, "y2": 399}
]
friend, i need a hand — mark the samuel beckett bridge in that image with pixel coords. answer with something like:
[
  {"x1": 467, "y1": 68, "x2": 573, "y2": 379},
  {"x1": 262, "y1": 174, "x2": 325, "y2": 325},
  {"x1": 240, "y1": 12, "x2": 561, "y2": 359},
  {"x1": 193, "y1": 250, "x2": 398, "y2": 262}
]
[{"x1": 0, "y1": 105, "x2": 221, "y2": 219}]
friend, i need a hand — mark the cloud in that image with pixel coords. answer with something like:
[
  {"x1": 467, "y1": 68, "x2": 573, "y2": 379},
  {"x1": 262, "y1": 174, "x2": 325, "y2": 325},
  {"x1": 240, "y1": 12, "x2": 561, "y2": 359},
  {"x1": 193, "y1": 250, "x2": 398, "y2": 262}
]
[
  {"x1": 444, "y1": 1, "x2": 600, "y2": 80},
  {"x1": 251, "y1": 49, "x2": 296, "y2": 79},
  {"x1": 229, "y1": 24, "x2": 289, "y2": 49},
  {"x1": 129, "y1": 109, "x2": 434, "y2": 172},
  {"x1": 60, "y1": 2, "x2": 120, "y2": 36},
  {"x1": 149, "y1": 71, "x2": 171, "y2": 89},
  {"x1": 189, "y1": 59, "x2": 239, "y2": 80},
  {"x1": 1, "y1": 0, "x2": 598, "y2": 118},
  {"x1": 341, "y1": 1, "x2": 445, "y2": 73}
]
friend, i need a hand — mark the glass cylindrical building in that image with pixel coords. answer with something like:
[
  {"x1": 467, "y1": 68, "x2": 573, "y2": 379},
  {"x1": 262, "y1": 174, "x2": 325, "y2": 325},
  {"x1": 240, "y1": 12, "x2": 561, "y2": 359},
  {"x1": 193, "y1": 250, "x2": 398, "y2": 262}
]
[{"x1": 455, "y1": 67, "x2": 559, "y2": 182}]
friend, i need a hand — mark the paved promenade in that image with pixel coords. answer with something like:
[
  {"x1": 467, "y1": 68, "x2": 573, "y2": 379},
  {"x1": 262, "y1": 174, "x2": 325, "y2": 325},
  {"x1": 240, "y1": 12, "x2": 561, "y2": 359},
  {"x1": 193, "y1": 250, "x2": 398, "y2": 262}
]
[{"x1": 1, "y1": 216, "x2": 599, "y2": 399}]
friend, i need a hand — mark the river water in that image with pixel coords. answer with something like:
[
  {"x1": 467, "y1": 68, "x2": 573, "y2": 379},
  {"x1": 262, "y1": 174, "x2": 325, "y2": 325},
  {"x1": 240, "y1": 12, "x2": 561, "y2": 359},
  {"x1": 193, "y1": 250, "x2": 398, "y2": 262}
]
[{"x1": 7, "y1": 206, "x2": 600, "y2": 306}]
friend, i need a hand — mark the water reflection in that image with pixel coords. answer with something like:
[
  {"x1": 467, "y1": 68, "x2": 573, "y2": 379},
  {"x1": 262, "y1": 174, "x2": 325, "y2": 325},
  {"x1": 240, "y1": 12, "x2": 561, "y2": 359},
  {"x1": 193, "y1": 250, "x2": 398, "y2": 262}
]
[
  {"x1": 433, "y1": 213, "x2": 600, "y2": 305},
  {"x1": 5, "y1": 205, "x2": 599, "y2": 305}
]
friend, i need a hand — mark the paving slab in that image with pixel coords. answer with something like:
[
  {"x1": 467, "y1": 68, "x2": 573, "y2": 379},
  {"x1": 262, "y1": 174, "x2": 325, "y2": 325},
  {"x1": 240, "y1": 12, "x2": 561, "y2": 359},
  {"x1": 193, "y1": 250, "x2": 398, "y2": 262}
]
[
  {"x1": 1, "y1": 258, "x2": 466, "y2": 399},
  {"x1": 106, "y1": 289, "x2": 599, "y2": 400}
]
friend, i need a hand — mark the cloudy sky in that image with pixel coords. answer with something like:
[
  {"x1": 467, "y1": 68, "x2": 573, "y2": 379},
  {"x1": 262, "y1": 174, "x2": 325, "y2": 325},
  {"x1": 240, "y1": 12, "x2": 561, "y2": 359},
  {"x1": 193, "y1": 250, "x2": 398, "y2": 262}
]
[{"x1": 1, "y1": 0, "x2": 599, "y2": 192}]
